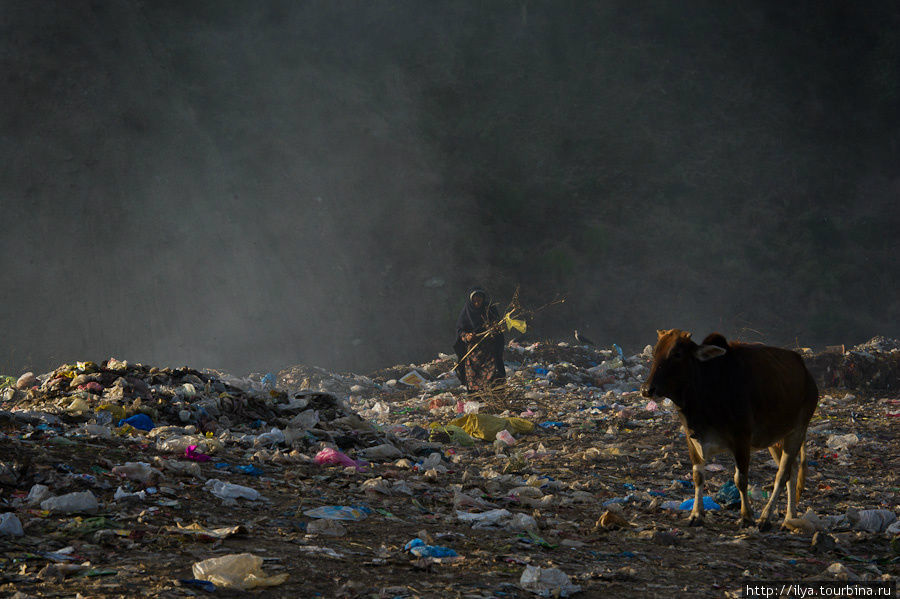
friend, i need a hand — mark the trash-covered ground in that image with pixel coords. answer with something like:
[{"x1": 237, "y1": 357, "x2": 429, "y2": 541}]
[{"x1": 0, "y1": 338, "x2": 897, "y2": 598}]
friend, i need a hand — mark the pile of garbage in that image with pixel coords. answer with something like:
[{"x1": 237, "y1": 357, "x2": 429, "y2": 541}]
[
  {"x1": 804, "y1": 337, "x2": 900, "y2": 392},
  {"x1": 0, "y1": 359, "x2": 430, "y2": 462},
  {"x1": 0, "y1": 338, "x2": 897, "y2": 597}
]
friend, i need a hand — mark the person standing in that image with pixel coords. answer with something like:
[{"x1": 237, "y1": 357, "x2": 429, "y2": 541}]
[{"x1": 453, "y1": 286, "x2": 506, "y2": 395}]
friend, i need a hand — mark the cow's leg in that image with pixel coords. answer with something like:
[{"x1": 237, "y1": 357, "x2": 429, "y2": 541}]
[
  {"x1": 758, "y1": 431, "x2": 803, "y2": 531},
  {"x1": 784, "y1": 457, "x2": 799, "y2": 523},
  {"x1": 768, "y1": 443, "x2": 782, "y2": 467},
  {"x1": 686, "y1": 436, "x2": 705, "y2": 526},
  {"x1": 784, "y1": 434, "x2": 808, "y2": 522},
  {"x1": 734, "y1": 444, "x2": 754, "y2": 528}
]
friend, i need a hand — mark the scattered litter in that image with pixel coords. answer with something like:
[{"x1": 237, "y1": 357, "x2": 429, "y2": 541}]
[{"x1": 0, "y1": 336, "x2": 894, "y2": 595}]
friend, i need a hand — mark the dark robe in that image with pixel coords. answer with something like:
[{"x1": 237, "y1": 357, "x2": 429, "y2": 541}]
[{"x1": 453, "y1": 287, "x2": 506, "y2": 391}]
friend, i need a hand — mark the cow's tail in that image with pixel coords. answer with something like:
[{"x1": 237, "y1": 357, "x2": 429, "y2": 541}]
[{"x1": 796, "y1": 443, "x2": 807, "y2": 500}]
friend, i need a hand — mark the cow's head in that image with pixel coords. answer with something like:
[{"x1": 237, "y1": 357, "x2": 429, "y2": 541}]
[{"x1": 640, "y1": 329, "x2": 727, "y2": 403}]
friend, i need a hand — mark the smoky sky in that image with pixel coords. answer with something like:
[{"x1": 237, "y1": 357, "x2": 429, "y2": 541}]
[{"x1": 2, "y1": 1, "x2": 899, "y2": 376}]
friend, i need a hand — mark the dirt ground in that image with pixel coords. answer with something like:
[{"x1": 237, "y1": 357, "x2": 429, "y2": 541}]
[{"x1": 0, "y1": 342, "x2": 897, "y2": 598}]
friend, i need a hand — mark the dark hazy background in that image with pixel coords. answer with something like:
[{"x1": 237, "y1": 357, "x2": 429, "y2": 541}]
[{"x1": 2, "y1": 1, "x2": 898, "y2": 376}]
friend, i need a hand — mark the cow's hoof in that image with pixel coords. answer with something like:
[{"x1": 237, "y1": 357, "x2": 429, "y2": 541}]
[
  {"x1": 737, "y1": 517, "x2": 755, "y2": 529},
  {"x1": 687, "y1": 515, "x2": 705, "y2": 527},
  {"x1": 757, "y1": 518, "x2": 772, "y2": 531}
]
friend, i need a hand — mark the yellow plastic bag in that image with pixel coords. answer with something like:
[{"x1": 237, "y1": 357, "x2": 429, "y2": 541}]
[
  {"x1": 448, "y1": 414, "x2": 534, "y2": 441},
  {"x1": 429, "y1": 423, "x2": 476, "y2": 446},
  {"x1": 96, "y1": 403, "x2": 126, "y2": 421},
  {"x1": 503, "y1": 313, "x2": 527, "y2": 333}
]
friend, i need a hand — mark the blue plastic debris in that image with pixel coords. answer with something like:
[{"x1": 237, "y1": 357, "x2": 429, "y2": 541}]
[
  {"x1": 404, "y1": 538, "x2": 459, "y2": 558},
  {"x1": 679, "y1": 497, "x2": 721, "y2": 511},
  {"x1": 533, "y1": 367, "x2": 548, "y2": 376},
  {"x1": 234, "y1": 464, "x2": 264, "y2": 476},
  {"x1": 303, "y1": 505, "x2": 372, "y2": 521},
  {"x1": 714, "y1": 481, "x2": 742, "y2": 508},
  {"x1": 538, "y1": 421, "x2": 566, "y2": 428},
  {"x1": 261, "y1": 373, "x2": 277, "y2": 389},
  {"x1": 118, "y1": 414, "x2": 154, "y2": 431},
  {"x1": 623, "y1": 483, "x2": 637, "y2": 491}
]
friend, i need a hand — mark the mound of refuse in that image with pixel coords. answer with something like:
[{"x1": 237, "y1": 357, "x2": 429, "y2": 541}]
[
  {"x1": 0, "y1": 338, "x2": 897, "y2": 597},
  {"x1": 804, "y1": 336, "x2": 900, "y2": 392},
  {"x1": 0, "y1": 358, "x2": 424, "y2": 459}
]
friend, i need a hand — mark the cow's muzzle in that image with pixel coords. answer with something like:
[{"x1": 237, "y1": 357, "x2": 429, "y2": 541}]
[{"x1": 640, "y1": 382, "x2": 656, "y2": 398}]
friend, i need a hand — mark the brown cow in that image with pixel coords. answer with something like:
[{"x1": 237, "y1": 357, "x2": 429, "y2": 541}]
[{"x1": 641, "y1": 329, "x2": 819, "y2": 530}]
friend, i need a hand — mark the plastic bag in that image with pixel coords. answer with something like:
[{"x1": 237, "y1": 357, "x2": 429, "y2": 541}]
[
  {"x1": 847, "y1": 508, "x2": 897, "y2": 533},
  {"x1": 678, "y1": 496, "x2": 721, "y2": 511},
  {"x1": 314, "y1": 448, "x2": 365, "y2": 471},
  {"x1": 41, "y1": 491, "x2": 99, "y2": 514},
  {"x1": 449, "y1": 414, "x2": 535, "y2": 441},
  {"x1": 0, "y1": 513, "x2": 24, "y2": 537},
  {"x1": 191, "y1": 553, "x2": 287, "y2": 590},
  {"x1": 358, "y1": 443, "x2": 401, "y2": 460},
  {"x1": 118, "y1": 414, "x2": 155, "y2": 431},
  {"x1": 303, "y1": 505, "x2": 369, "y2": 521},
  {"x1": 204, "y1": 479, "x2": 261, "y2": 501},
  {"x1": 519, "y1": 565, "x2": 582, "y2": 597},
  {"x1": 496, "y1": 430, "x2": 516, "y2": 446},
  {"x1": 111, "y1": 461, "x2": 157, "y2": 482},
  {"x1": 253, "y1": 428, "x2": 285, "y2": 447},
  {"x1": 404, "y1": 538, "x2": 459, "y2": 558}
]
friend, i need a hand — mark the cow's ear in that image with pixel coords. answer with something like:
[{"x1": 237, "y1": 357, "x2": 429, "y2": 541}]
[
  {"x1": 680, "y1": 331, "x2": 692, "y2": 340},
  {"x1": 694, "y1": 344, "x2": 726, "y2": 361},
  {"x1": 657, "y1": 329, "x2": 667, "y2": 339}
]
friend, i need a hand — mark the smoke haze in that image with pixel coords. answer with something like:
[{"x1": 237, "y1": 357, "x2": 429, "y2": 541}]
[{"x1": 2, "y1": 1, "x2": 898, "y2": 375}]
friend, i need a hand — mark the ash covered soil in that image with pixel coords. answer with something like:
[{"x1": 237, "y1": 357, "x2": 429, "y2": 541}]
[{"x1": 1, "y1": 339, "x2": 898, "y2": 598}]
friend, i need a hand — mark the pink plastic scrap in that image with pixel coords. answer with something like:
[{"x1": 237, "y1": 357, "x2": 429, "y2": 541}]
[
  {"x1": 314, "y1": 448, "x2": 366, "y2": 471},
  {"x1": 185, "y1": 445, "x2": 211, "y2": 462}
]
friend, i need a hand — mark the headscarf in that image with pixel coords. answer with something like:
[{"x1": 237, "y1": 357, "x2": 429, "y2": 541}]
[{"x1": 456, "y1": 286, "x2": 499, "y2": 338}]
